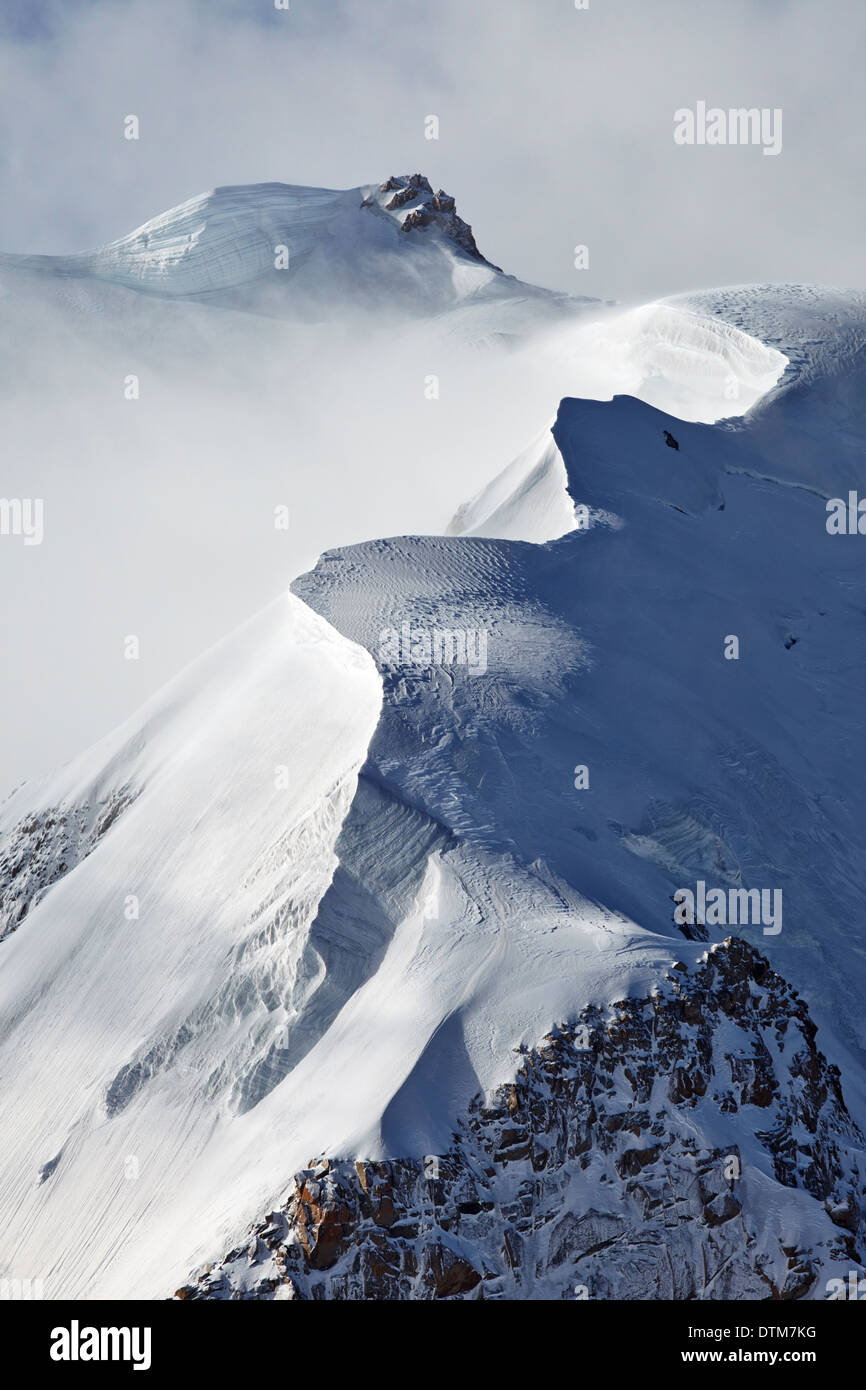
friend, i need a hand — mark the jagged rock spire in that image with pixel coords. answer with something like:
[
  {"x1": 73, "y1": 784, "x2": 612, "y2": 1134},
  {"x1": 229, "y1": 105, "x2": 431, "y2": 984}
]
[{"x1": 362, "y1": 174, "x2": 500, "y2": 268}]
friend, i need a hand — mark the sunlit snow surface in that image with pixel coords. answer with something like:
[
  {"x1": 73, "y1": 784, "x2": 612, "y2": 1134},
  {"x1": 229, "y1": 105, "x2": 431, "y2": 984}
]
[
  {"x1": 448, "y1": 303, "x2": 787, "y2": 543},
  {"x1": 1, "y1": 182, "x2": 865, "y2": 1297}
]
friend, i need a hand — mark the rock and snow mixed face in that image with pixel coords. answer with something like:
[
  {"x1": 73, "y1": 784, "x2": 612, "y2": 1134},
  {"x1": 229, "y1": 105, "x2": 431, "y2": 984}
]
[
  {"x1": 362, "y1": 174, "x2": 499, "y2": 270},
  {"x1": 178, "y1": 940, "x2": 866, "y2": 1302},
  {"x1": 0, "y1": 177, "x2": 865, "y2": 1301}
]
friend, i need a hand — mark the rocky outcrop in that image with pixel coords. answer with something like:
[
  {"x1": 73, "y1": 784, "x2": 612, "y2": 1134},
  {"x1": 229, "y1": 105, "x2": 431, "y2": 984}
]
[
  {"x1": 364, "y1": 175, "x2": 500, "y2": 268},
  {"x1": 175, "y1": 937, "x2": 865, "y2": 1300},
  {"x1": 0, "y1": 787, "x2": 137, "y2": 941}
]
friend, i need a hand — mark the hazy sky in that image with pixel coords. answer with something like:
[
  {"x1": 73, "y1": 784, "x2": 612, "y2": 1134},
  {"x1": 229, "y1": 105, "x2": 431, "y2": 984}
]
[{"x1": 0, "y1": 0, "x2": 863, "y2": 302}]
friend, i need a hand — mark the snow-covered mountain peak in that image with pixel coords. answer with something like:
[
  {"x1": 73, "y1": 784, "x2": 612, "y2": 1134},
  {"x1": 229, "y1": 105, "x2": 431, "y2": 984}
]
[{"x1": 0, "y1": 177, "x2": 508, "y2": 310}]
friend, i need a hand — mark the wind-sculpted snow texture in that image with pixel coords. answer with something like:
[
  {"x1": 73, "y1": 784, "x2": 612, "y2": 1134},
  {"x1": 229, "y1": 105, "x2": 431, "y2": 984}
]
[{"x1": 0, "y1": 175, "x2": 865, "y2": 1301}]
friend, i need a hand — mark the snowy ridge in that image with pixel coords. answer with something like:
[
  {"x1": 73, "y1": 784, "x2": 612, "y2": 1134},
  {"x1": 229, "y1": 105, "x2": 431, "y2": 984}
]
[
  {"x1": 448, "y1": 299, "x2": 789, "y2": 544},
  {"x1": 0, "y1": 170, "x2": 865, "y2": 1300},
  {"x1": 673, "y1": 283, "x2": 866, "y2": 395},
  {"x1": 170, "y1": 304, "x2": 866, "y2": 1296},
  {"x1": 3, "y1": 285, "x2": 866, "y2": 1297},
  {"x1": 447, "y1": 285, "x2": 866, "y2": 549},
  {"x1": 553, "y1": 300, "x2": 788, "y2": 422},
  {"x1": 290, "y1": 344, "x2": 866, "y2": 1070}
]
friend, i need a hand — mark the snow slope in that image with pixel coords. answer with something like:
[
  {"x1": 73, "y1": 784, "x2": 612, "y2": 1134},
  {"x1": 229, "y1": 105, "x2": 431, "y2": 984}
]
[
  {"x1": 1, "y1": 175, "x2": 865, "y2": 1301},
  {"x1": 0, "y1": 582, "x2": 677, "y2": 1297},
  {"x1": 0, "y1": 595, "x2": 382, "y2": 1297},
  {"x1": 448, "y1": 425, "x2": 578, "y2": 543},
  {"x1": 293, "y1": 327, "x2": 866, "y2": 1074},
  {"x1": 2, "y1": 282, "x2": 865, "y2": 1298}
]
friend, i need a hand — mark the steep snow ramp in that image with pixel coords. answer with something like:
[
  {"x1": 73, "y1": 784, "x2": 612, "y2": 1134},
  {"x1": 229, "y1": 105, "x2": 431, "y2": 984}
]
[
  {"x1": 448, "y1": 425, "x2": 577, "y2": 543},
  {"x1": 0, "y1": 594, "x2": 381, "y2": 1298},
  {"x1": 131, "y1": 841, "x2": 675, "y2": 1299}
]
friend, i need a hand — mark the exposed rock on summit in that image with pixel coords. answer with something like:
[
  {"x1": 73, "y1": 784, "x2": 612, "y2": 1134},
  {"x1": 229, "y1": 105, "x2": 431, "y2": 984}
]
[
  {"x1": 177, "y1": 938, "x2": 866, "y2": 1301},
  {"x1": 363, "y1": 174, "x2": 500, "y2": 268}
]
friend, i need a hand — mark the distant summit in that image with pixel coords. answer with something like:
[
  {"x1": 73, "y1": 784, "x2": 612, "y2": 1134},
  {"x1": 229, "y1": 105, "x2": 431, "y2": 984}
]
[{"x1": 0, "y1": 176, "x2": 507, "y2": 308}]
